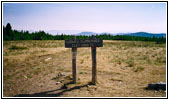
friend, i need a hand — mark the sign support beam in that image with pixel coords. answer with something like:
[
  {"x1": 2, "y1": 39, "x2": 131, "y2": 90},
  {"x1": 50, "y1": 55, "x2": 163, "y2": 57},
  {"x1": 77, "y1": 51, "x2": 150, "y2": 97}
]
[
  {"x1": 72, "y1": 47, "x2": 77, "y2": 83},
  {"x1": 91, "y1": 47, "x2": 97, "y2": 84}
]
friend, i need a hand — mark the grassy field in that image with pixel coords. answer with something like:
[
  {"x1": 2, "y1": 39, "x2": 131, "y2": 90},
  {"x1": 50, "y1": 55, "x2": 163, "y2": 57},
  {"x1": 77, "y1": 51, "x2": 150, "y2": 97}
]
[{"x1": 3, "y1": 40, "x2": 166, "y2": 97}]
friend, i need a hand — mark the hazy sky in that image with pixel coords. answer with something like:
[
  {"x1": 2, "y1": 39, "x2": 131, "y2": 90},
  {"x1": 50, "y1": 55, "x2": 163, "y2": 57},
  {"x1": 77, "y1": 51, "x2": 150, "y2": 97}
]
[{"x1": 3, "y1": 2, "x2": 167, "y2": 34}]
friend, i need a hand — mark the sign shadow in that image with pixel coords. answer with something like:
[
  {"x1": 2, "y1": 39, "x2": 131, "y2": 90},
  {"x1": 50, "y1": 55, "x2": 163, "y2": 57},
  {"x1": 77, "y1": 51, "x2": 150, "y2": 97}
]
[{"x1": 14, "y1": 81, "x2": 91, "y2": 97}]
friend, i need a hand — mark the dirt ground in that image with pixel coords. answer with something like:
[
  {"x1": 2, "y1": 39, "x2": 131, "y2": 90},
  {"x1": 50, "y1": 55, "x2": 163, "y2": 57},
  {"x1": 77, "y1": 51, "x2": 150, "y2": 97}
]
[{"x1": 3, "y1": 40, "x2": 166, "y2": 97}]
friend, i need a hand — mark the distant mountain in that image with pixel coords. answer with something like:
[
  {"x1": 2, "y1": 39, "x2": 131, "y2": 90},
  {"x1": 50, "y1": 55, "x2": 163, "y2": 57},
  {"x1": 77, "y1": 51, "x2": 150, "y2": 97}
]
[
  {"x1": 46, "y1": 30, "x2": 84, "y2": 35},
  {"x1": 100, "y1": 32, "x2": 113, "y2": 35},
  {"x1": 123, "y1": 32, "x2": 166, "y2": 38},
  {"x1": 77, "y1": 32, "x2": 114, "y2": 36},
  {"x1": 77, "y1": 32, "x2": 97, "y2": 36}
]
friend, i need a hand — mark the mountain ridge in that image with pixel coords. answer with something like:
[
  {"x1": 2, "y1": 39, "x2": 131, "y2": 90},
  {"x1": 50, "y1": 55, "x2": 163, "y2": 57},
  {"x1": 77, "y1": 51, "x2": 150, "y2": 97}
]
[
  {"x1": 76, "y1": 31, "x2": 166, "y2": 38},
  {"x1": 123, "y1": 32, "x2": 166, "y2": 38}
]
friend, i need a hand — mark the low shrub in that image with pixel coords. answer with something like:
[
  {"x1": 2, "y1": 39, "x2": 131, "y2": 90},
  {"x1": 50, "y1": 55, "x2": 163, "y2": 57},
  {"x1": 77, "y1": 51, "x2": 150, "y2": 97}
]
[
  {"x1": 134, "y1": 66, "x2": 144, "y2": 72},
  {"x1": 9, "y1": 45, "x2": 28, "y2": 50}
]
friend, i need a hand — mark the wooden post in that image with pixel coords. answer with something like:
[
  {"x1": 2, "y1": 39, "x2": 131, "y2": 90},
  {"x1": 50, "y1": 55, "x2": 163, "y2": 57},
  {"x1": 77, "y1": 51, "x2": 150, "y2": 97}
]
[
  {"x1": 91, "y1": 47, "x2": 97, "y2": 84},
  {"x1": 72, "y1": 36, "x2": 77, "y2": 83}
]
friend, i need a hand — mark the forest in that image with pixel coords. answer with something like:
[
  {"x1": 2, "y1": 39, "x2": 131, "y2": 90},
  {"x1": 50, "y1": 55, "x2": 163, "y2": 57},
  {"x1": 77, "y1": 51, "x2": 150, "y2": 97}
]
[{"x1": 3, "y1": 23, "x2": 166, "y2": 43}]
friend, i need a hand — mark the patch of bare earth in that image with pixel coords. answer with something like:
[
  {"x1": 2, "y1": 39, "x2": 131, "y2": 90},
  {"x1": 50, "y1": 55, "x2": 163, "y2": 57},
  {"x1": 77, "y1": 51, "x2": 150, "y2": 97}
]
[{"x1": 3, "y1": 40, "x2": 166, "y2": 97}]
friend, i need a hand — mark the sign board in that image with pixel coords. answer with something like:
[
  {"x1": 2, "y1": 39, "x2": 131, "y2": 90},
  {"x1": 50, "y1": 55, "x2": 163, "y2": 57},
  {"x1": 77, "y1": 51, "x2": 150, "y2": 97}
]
[
  {"x1": 64, "y1": 37, "x2": 103, "y2": 84},
  {"x1": 65, "y1": 39, "x2": 103, "y2": 48}
]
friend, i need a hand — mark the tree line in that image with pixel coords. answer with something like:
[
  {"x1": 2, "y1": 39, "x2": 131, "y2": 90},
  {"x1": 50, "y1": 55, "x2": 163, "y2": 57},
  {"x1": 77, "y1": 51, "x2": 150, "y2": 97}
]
[{"x1": 3, "y1": 23, "x2": 166, "y2": 43}]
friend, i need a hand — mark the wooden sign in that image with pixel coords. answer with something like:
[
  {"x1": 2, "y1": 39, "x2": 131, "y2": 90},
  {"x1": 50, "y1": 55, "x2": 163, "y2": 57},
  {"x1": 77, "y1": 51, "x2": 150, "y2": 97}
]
[
  {"x1": 65, "y1": 36, "x2": 103, "y2": 84},
  {"x1": 65, "y1": 39, "x2": 103, "y2": 48}
]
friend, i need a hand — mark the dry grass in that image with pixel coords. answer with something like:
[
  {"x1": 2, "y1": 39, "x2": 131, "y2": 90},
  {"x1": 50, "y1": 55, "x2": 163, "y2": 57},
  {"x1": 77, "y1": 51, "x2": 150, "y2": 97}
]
[{"x1": 3, "y1": 40, "x2": 166, "y2": 97}]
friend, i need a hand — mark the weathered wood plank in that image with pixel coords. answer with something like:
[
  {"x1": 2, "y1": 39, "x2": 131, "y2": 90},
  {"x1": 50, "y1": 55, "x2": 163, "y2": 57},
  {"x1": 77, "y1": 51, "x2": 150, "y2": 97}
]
[{"x1": 65, "y1": 39, "x2": 103, "y2": 48}]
